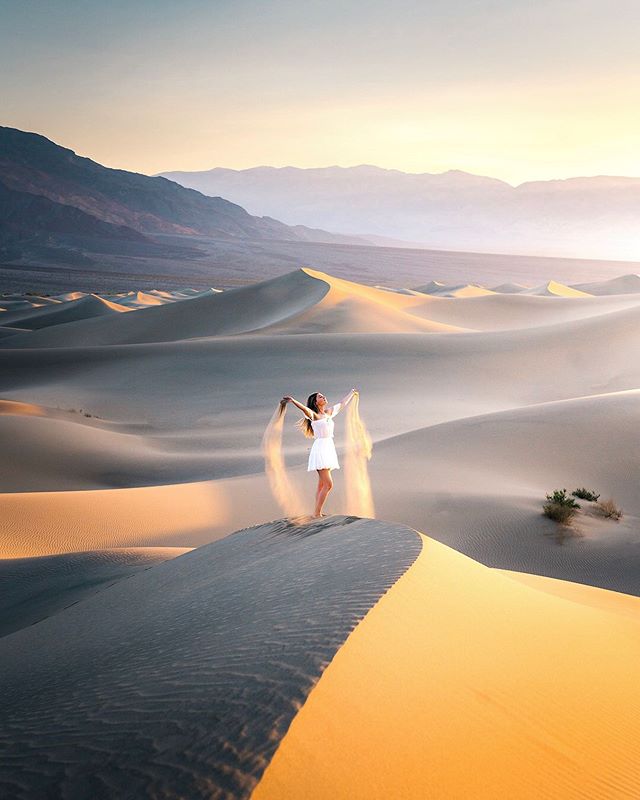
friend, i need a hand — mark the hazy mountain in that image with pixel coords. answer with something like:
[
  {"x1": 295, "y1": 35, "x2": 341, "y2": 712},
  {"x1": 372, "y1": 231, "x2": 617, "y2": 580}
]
[
  {"x1": 160, "y1": 165, "x2": 640, "y2": 260},
  {"x1": 0, "y1": 127, "x2": 364, "y2": 267}
]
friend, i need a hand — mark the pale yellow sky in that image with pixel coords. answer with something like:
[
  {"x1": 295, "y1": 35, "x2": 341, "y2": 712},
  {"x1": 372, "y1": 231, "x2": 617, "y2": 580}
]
[{"x1": 3, "y1": 0, "x2": 640, "y2": 183}]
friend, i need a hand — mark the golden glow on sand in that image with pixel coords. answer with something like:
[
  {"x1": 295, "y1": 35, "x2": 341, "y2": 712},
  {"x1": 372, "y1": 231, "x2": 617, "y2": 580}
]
[{"x1": 254, "y1": 534, "x2": 640, "y2": 799}]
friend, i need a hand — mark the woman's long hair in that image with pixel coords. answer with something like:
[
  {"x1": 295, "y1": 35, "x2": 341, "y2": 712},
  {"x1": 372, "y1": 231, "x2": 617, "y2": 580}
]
[{"x1": 297, "y1": 392, "x2": 320, "y2": 439}]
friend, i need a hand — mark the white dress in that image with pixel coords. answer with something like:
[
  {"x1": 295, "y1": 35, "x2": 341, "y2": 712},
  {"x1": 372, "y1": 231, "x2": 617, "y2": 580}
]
[{"x1": 307, "y1": 403, "x2": 342, "y2": 471}]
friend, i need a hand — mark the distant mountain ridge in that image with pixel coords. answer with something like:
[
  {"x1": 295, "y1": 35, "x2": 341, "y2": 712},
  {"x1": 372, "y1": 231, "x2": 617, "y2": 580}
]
[
  {"x1": 0, "y1": 127, "x2": 364, "y2": 267},
  {"x1": 160, "y1": 164, "x2": 640, "y2": 260}
]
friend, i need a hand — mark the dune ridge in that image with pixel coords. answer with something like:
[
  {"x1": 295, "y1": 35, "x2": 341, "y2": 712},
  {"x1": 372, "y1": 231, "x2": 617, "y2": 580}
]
[
  {"x1": 254, "y1": 533, "x2": 640, "y2": 799},
  {"x1": 0, "y1": 517, "x2": 421, "y2": 800}
]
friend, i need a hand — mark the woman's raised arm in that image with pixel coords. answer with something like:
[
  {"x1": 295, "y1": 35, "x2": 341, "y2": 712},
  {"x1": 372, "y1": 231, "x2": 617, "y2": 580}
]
[
  {"x1": 330, "y1": 387, "x2": 358, "y2": 417},
  {"x1": 282, "y1": 396, "x2": 316, "y2": 420}
]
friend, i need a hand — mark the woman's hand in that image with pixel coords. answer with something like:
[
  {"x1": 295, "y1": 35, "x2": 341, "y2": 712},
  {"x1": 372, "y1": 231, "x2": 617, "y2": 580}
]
[{"x1": 282, "y1": 395, "x2": 293, "y2": 403}]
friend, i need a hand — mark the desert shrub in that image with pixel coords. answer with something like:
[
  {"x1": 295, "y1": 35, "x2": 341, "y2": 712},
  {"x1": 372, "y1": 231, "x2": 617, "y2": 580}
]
[
  {"x1": 596, "y1": 498, "x2": 622, "y2": 520},
  {"x1": 543, "y1": 501, "x2": 577, "y2": 525},
  {"x1": 572, "y1": 488, "x2": 600, "y2": 502},
  {"x1": 545, "y1": 489, "x2": 580, "y2": 509}
]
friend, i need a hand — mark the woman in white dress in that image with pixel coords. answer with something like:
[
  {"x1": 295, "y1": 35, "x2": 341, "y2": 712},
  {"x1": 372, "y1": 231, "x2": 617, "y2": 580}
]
[{"x1": 282, "y1": 388, "x2": 358, "y2": 518}]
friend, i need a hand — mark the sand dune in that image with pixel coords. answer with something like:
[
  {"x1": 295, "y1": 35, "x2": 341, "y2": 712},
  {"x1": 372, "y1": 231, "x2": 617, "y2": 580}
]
[
  {"x1": 572, "y1": 273, "x2": 640, "y2": 295},
  {"x1": 0, "y1": 478, "x2": 232, "y2": 558},
  {"x1": 3, "y1": 267, "x2": 640, "y2": 795},
  {"x1": 0, "y1": 547, "x2": 188, "y2": 638},
  {"x1": 490, "y1": 281, "x2": 529, "y2": 293},
  {"x1": 4, "y1": 270, "x2": 640, "y2": 351},
  {"x1": 522, "y1": 279, "x2": 593, "y2": 297},
  {"x1": 414, "y1": 281, "x2": 495, "y2": 297},
  {"x1": 261, "y1": 269, "x2": 467, "y2": 333},
  {"x1": 0, "y1": 516, "x2": 421, "y2": 799},
  {"x1": 1, "y1": 270, "x2": 328, "y2": 347},
  {"x1": 254, "y1": 530, "x2": 640, "y2": 800},
  {"x1": 1, "y1": 517, "x2": 638, "y2": 799},
  {"x1": 0, "y1": 293, "x2": 130, "y2": 330},
  {"x1": 369, "y1": 389, "x2": 640, "y2": 594}
]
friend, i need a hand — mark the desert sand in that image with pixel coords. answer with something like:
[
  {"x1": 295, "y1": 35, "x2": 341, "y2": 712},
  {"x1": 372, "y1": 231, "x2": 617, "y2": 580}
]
[{"x1": 1, "y1": 267, "x2": 640, "y2": 797}]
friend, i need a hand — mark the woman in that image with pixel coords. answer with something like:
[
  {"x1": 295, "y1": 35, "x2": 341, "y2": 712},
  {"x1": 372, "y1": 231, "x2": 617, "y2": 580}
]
[{"x1": 282, "y1": 388, "x2": 358, "y2": 518}]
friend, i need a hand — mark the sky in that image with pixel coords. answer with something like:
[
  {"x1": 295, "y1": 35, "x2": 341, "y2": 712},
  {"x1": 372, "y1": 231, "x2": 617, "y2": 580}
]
[{"x1": 2, "y1": 0, "x2": 640, "y2": 184}]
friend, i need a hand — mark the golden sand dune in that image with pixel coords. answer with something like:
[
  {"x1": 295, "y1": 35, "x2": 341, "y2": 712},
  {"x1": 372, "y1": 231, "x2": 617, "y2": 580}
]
[
  {"x1": 414, "y1": 281, "x2": 496, "y2": 297},
  {"x1": 261, "y1": 269, "x2": 468, "y2": 333},
  {"x1": 53, "y1": 291, "x2": 86, "y2": 302},
  {"x1": 0, "y1": 517, "x2": 422, "y2": 799},
  {"x1": 523, "y1": 279, "x2": 593, "y2": 297},
  {"x1": 254, "y1": 532, "x2": 640, "y2": 800},
  {"x1": 0, "y1": 479, "x2": 230, "y2": 558},
  {"x1": 1, "y1": 517, "x2": 638, "y2": 799}
]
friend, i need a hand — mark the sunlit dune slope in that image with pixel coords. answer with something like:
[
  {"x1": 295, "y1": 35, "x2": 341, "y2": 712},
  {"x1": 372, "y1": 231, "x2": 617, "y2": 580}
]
[
  {"x1": 523, "y1": 279, "x2": 593, "y2": 297},
  {"x1": 259, "y1": 268, "x2": 467, "y2": 333},
  {"x1": 0, "y1": 480, "x2": 231, "y2": 558},
  {"x1": 254, "y1": 533, "x2": 640, "y2": 800}
]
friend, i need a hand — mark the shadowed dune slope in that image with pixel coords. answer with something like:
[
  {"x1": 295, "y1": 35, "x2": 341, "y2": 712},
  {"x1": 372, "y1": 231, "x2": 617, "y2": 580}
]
[
  {"x1": 0, "y1": 410, "x2": 236, "y2": 492},
  {"x1": 371, "y1": 390, "x2": 640, "y2": 595},
  {"x1": 0, "y1": 293, "x2": 129, "y2": 329},
  {"x1": 572, "y1": 273, "x2": 640, "y2": 295},
  {"x1": 0, "y1": 547, "x2": 189, "y2": 638},
  {"x1": 0, "y1": 516, "x2": 421, "y2": 800},
  {"x1": 406, "y1": 289, "x2": 640, "y2": 331},
  {"x1": 254, "y1": 534, "x2": 640, "y2": 800},
  {"x1": 0, "y1": 270, "x2": 330, "y2": 347}
]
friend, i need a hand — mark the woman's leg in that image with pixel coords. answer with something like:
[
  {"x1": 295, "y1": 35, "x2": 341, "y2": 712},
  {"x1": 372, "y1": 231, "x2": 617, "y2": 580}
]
[{"x1": 314, "y1": 469, "x2": 333, "y2": 517}]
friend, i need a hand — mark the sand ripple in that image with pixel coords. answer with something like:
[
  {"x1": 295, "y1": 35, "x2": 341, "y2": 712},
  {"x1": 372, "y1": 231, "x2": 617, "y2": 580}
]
[{"x1": 0, "y1": 516, "x2": 421, "y2": 799}]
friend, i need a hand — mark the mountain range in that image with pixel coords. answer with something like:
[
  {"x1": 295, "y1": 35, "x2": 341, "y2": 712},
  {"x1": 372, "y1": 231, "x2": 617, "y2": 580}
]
[
  {"x1": 0, "y1": 127, "x2": 363, "y2": 268},
  {"x1": 160, "y1": 165, "x2": 640, "y2": 261}
]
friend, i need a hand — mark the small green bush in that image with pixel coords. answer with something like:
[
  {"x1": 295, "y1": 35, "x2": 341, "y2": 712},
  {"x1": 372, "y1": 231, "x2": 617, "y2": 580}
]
[
  {"x1": 572, "y1": 488, "x2": 600, "y2": 502},
  {"x1": 596, "y1": 498, "x2": 622, "y2": 521},
  {"x1": 543, "y1": 502, "x2": 577, "y2": 525},
  {"x1": 545, "y1": 489, "x2": 580, "y2": 509}
]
